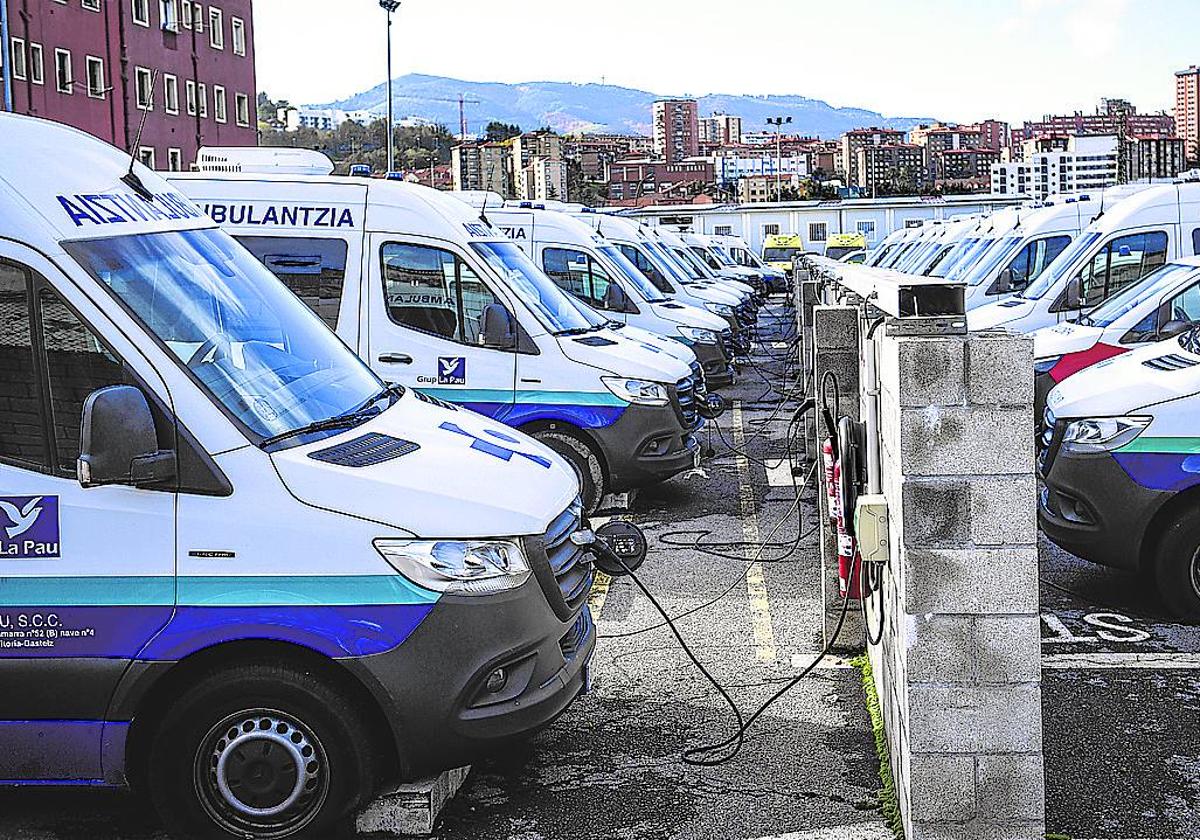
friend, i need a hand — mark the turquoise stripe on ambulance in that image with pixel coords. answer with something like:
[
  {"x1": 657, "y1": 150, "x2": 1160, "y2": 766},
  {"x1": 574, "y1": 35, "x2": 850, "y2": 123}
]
[
  {"x1": 0, "y1": 575, "x2": 439, "y2": 607},
  {"x1": 418, "y1": 387, "x2": 625, "y2": 407}
]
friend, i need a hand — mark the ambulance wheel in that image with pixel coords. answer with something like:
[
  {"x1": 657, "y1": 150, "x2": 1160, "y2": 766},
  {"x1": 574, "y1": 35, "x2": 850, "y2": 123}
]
[
  {"x1": 147, "y1": 663, "x2": 376, "y2": 839},
  {"x1": 534, "y1": 429, "x2": 604, "y2": 514},
  {"x1": 1153, "y1": 512, "x2": 1200, "y2": 621}
]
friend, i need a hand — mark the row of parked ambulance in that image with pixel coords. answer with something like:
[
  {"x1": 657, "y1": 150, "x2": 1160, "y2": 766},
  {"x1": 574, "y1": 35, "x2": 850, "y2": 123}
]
[
  {"x1": 0, "y1": 115, "x2": 785, "y2": 838},
  {"x1": 855, "y1": 177, "x2": 1200, "y2": 619}
]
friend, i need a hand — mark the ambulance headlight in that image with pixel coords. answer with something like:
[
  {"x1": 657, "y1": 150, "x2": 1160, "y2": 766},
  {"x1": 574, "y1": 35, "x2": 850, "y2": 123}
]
[
  {"x1": 374, "y1": 539, "x2": 530, "y2": 595},
  {"x1": 1034, "y1": 356, "x2": 1061, "y2": 375},
  {"x1": 704, "y1": 302, "x2": 734, "y2": 316},
  {"x1": 1061, "y1": 416, "x2": 1151, "y2": 452},
  {"x1": 602, "y1": 376, "x2": 670, "y2": 406},
  {"x1": 677, "y1": 326, "x2": 719, "y2": 344}
]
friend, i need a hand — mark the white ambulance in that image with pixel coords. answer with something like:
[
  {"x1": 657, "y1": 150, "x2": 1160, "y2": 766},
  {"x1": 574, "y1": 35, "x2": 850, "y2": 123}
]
[
  {"x1": 485, "y1": 206, "x2": 736, "y2": 387},
  {"x1": 970, "y1": 182, "x2": 1200, "y2": 334},
  {"x1": 0, "y1": 114, "x2": 595, "y2": 838},
  {"x1": 169, "y1": 168, "x2": 707, "y2": 511}
]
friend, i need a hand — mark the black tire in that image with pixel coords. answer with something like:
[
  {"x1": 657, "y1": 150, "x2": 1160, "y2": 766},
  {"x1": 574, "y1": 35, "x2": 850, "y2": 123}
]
[
  {"x1": 147, "y1": 663, "x2": 377, "y2": 839},
  {"x1": 1153, "y1": 511, "x2": 1200, "y2": 621},
  {"x1": 533, "y1": 429, "x2": 604, "y2": 514}
]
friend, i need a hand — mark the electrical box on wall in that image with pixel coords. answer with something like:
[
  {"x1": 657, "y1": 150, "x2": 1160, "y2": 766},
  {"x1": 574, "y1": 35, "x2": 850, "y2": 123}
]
[{"x1": 854, "y1": 495, "x2": 889, "y2": 565}]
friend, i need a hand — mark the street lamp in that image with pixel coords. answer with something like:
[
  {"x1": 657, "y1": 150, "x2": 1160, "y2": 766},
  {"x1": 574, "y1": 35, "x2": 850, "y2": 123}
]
[
  {"x1": 766, "y1": 116, "x2": 792, "y2": 201},
  {"x1": 380, "y1": 0, "x2": 401, "y2": 175}
]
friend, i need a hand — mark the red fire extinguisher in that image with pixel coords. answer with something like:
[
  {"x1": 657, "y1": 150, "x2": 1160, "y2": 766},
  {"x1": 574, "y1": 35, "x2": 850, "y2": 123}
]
[
  {"x1": 821, "y1": 438, "x2": 837, "y2": 522},
  {"x1": 832, "y1": 457, "x2": 863, "y2": 600}
]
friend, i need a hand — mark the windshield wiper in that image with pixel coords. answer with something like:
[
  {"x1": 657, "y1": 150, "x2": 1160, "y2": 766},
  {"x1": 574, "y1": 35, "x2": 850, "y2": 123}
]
[
  {"x1": 261, "y1": 383, "x2": 404, "y2": 448},
  {"x1": 553, "y1": 326, "x2": 594, "y2": 336}
]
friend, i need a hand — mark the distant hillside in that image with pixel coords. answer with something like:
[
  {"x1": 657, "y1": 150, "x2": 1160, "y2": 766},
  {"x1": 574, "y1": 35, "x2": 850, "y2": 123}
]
[{"x1": 311, "y1": 73, "x2": 940, "y2": 139}]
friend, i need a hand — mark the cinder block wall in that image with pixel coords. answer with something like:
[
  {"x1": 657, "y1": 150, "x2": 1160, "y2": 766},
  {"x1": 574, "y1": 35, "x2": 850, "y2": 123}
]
[
  {"x1": 865, "y1": 330, "x2": 1044, "y2": 839},
  {"x1": 810, "y1": 305, "x2": 864, "y2": 649}
]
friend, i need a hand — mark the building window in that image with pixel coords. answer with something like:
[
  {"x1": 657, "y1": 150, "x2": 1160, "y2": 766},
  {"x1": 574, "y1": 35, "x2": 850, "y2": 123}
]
[
  {"x1": 213, "y1": 85, "x2": 226, "y2": 122},
  {"x1": 185, "y1": 79, "x2": 196, "y2": 114},
  {"x1": 160, "y1": 0, "x2": 178, "y2": 31},
  {"x1": 198, "y1": 82, "x2": 207, "y2": 117},
  {"x1": 809, "y1": 222, "x2": 828, "y2": 243},
  {"x1": 235, "y1": 92, "x2": 249, "y2": 127},
  {"x1": 138, "y1": 147, "x2": 155, "y2": 168},
  {"x1": 135, "y1": 66, "x2": 153, "y2": 110},
  {"x1": 180, "y1": 0, "x2": 192, "y2": 27},
  {"x1": 856, "y1": 220, "x2": 876, "y2": 241},
  {"x1": 762, "y1": 223, "x2": 780, "y2": 237},
  {"x1": 53, "y1": 48, "x2": 71, "y2": 94},
  {"x1": 28, "y1": 43, "x2": 43, "y2": 85},
  {"x1": 714, "y1": 225, "x2": 732, "y2": 236},
  {"x1": 10, "y1": 38, "x2": 26, "y2": 81},
  {"x1": 192, "y1": 1, "x2": 203, "y2": 30},
  {"x1": 209, "y1": 8, "x2": 224, "y2": 49},
  {"x1": 81, "y1": 0, "x2": 101, "y2": 10},
  {"x1": 167, "y1": 148, "x2": 182, "y2": 171},
  {"x1": 164, "y1": 73, "x2": 178, "y2": 113},
  {"x1": 131, "y1": 0, "x2": 150, "y2": 26},
  {"x1": 85, "y1": 56, "x2": 105, "y2": 98},
  {"x1": 231, "y1": 16, "x2": 245, "y2": 55}
]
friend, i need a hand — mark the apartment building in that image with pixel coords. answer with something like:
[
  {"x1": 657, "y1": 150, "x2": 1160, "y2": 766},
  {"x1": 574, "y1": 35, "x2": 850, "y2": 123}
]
[
  {"x1": 856, "y1": 143, "x2": 926, "y2": 193},
  {"x1": 710, "y1": 148, "x2": 810, "y2": 186},
  {"x1": 990, "y1": 134, "x2": 1119, "y2": 200},
  {"x1": 1, "y1": 0, "x2": 256, "y2": 170},
  {"x1": 840, "y1": 127, "x2": 907, "y2": 186},
  {"x1": 1010, "y1": 98, "x2": 1175, "y2": 156},
  {"x1": 652, "y1": 98, "x2": 699, "y2": 163},
  {"x1": 1176, "y1": 66, "x2": 1200, "y2": 165},
  {"x1": 509, "y1": 130, "x2": 566, "y2": 201},
  {"x1": 451, "y1": 140, "x2": 507, "y2": 194},
  {"x1": 698, "y1": 112, "x2": 742, "y2": 147},
  {"x1": 607, "y1": 158, "x2": 713, "y2": 205}
]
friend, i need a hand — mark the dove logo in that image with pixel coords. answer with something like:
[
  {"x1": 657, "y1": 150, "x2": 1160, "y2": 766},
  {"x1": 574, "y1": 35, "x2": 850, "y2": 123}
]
[
  {"x1": 0, "y1": 495, "x2": 60, "y2": 558},
  {"x1": 437, "y1": 357, "x2": 467, "y2": 385}
]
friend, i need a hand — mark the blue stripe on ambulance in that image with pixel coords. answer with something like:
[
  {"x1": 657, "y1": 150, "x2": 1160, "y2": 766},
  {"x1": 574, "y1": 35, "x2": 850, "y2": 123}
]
[{"x1": 417, "y1": 388, "x2": 628, "y2": 429}]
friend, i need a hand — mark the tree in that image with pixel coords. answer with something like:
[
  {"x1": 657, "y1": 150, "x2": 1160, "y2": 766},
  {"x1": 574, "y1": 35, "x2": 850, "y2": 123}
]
[{"x1": 484, "y1": 121, "x2": 521, "y2": 142}]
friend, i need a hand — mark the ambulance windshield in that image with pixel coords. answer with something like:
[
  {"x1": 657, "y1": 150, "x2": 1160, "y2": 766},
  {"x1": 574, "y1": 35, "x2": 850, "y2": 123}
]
[
  {"x1": 66, "y1": 227, "x2": 384, "y2": 443},
  {"x1": 471, "y1": 240, "x2": 604, "y2": 334}
]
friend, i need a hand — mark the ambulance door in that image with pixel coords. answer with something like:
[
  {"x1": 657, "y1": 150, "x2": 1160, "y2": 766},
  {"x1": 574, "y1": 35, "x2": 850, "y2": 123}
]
[
  {"x1": 0, "y1": 246, "x2": 175, "y2": 781},
  {"x1": 368, "y1": 235, "x2": 517, "y2": 418}
]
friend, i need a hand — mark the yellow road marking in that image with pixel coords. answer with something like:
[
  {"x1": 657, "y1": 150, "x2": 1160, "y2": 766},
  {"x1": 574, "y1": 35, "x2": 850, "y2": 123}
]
[
  {"x1": 733, "y1": 401, "x2": 778, "y2": 663},
  {"x1": 587, "y1": 515, "x2": 612, "y2": 621}
]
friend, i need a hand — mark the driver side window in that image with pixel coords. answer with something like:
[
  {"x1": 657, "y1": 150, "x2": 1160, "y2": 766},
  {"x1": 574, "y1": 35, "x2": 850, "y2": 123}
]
[
  {"x1": 1080, "y1": 231, "x2": 1168, "y2": 308},
  {"x1": 381, "y1": 242, "x2": 500, "y2": 347},
  {"x1": 542, "y1": 247, "x2": 612, "y2": 310}
]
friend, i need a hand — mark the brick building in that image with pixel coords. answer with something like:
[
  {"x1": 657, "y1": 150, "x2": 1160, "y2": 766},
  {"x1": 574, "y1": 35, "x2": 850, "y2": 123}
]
[
  {"x1": 1176, "y1": 66, "x2": 1200, "y2": 165},
  {"x1": 1010, "y1": 98, "x2": 1175, "y2": 159},
  {"x1": 652, "y1": 98, "x2": 698, "y2": 164},
  {"x1": 1, "y1": 0, "x2": 256, "y2": 170},
  {"x1": 840, "y1": 127, "x2": 907, "y2": 187},
  {"x1": 607, "y1": 158, "x2": 713, "y2": 206}
]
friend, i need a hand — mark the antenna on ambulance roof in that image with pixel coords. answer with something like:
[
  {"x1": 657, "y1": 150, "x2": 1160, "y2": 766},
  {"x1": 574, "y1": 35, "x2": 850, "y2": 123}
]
[{"x1": 122, "y1": 70, "x2": 158, "y2": 201}]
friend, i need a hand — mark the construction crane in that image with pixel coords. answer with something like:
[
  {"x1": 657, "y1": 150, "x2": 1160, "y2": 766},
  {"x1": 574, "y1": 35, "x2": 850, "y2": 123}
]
[{"x1": 398, "y1": 94, "x2": 482, "y2": 140}]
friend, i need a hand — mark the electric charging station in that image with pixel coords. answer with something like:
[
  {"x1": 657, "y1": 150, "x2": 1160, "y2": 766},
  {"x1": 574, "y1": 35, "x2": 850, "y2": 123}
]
[{"x1": 801, "y1": 255, "x2": 1046, "y2": 840}]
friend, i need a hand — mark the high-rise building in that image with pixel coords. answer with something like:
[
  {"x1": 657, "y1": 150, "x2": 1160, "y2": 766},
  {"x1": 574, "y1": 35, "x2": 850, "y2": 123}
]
[
  {"x1": 991, "y1": 135, "x2": 1120, "y2": 200},
  {"x1": 652, "y1": 98, "x2": 699, "y2": 163},
  {"x1": 451, "y1": 141, "x2": 508, "y2": 195},
  {"x1": 1011, "y1": 99, "x2": 1175, "y2": 158},
  {"x1": 0, "y1": 0, "x2": 256, "y2": 170},
  {"x1": 509, "y1": 130, "x2": 566, "y2": 201},
  {"x1": 839, "y1": 128, "x2": 907, "y2": 187},
  {"x1": 1176, "y1": 66, "x2": 1200, "y2": 165},
  {"x1": 698, "y1": 113, "x2": 742, "y2": 147}
]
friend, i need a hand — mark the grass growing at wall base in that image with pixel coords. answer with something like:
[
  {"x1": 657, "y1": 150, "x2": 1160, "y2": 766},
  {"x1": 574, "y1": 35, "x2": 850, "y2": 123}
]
[{"x1": 852, "y1": 654, "x2": 904, "y2": 839}]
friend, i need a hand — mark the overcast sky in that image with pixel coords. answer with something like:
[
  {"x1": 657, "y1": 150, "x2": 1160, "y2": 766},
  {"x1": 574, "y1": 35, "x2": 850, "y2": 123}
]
[{"x1": 254, "y1": 0, "x2": 1197, "y2": 124}]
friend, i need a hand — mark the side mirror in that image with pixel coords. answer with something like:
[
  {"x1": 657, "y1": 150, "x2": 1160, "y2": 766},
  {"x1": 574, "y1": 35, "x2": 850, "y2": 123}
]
[
  {"x1": 603, "y1": 282, "x2": 632, "y2": 313},
  {"x1": 1160, "y1": 319, "x2": 1192, "y2": 339},
  {"x1": 78, "y1": 385, "x2": 176, "y2": 488},
  {"x1": 479, "y1": 303, "x2": 516, "y2": 350},
  {"x1": 1064, "y1": 276, "x2": 1082, "y2": 310}
]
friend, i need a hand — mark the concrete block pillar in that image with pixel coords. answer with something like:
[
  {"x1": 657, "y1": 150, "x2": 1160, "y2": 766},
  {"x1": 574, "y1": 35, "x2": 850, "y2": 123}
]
[
  {"x1": 798, "y1": 279, "x2": 823, "y2": 463},
  {"x1": 810, "y1": 305, "x2": 864, "y2": 649},
  {"x1": 866, "y1": 330, "x2": 1044, "y2": 840}
]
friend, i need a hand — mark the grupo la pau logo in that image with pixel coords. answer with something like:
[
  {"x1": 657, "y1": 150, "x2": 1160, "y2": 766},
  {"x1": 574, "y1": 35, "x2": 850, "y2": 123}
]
[{"x1": 0, "y1": 496, "x2": 60, "y2": 558}]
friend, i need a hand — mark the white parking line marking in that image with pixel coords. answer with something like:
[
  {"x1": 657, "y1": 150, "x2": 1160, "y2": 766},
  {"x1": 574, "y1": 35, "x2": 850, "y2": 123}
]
[
  {"x1": 733, "y1": 401, "x2": 778, "y2": 664},
  {"x1": 765, "y1": 459, "x2": 793, "y2": 487},
  {"x1": 1043, "y1": 652, "x2": 1200, "y2": 669},
  {"x1": 747, "y1": 825, "x2": 893, "y2": 840}
]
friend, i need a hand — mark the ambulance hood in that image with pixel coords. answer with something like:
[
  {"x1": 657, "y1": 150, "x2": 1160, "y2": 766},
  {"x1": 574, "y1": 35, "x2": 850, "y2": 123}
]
[
  {"x1": 650, "y1": 299, "x2": 729, "y2": 331},
  {"x1": 968, "y1": 296, "x2": 1038, "y2": 331},
  {"x1": 557, "y1": 329, "x2": 692, "y2": 381},
  {"x1": 1046, "y1": 337, "x2": 1200, "y2": 419},
  {"x1": 616, "y1": 325, "x2": 698, "y2": 366},
  {"x1": 271, "y1": 390, "x2": 579, "y2": 539},
  {"x1": 1032, "y1": 322, "x2": 1102, "y2": 360}
]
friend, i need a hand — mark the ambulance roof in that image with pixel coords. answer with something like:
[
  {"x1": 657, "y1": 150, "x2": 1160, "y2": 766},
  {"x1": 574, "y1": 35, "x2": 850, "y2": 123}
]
[
  {"x1": 487, "y1": 205, "x2": 610, "y2": 248},
  {"x1": 0, "y1": 113, "x2": 211, "y2": 254}
]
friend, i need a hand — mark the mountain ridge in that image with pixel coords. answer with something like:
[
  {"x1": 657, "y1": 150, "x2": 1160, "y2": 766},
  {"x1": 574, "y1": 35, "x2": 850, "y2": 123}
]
[{"x1": 311, "y1": 73, "x2": 942, "y2": 139}]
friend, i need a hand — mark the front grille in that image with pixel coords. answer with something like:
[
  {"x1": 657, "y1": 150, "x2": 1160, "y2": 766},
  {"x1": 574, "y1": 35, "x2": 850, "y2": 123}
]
[
  {"x1": 719, "y1": 327, "x2": 734, "y2": 358},
  {"x1": 690, "y1": 360, "x2": 708, "y2": 398},
  {"x1": 559, "y1": 607, "x2": 593, "y2": 661},
  {"x1": 543, "y1": 499, "x2": 593, "y2": 610},
  {"x1": 675, "y1": 372, "x2": 699, "y2": 428},
  {"x1": 1143, "y1": 353, "x2": 1199, "y2": 371}
]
